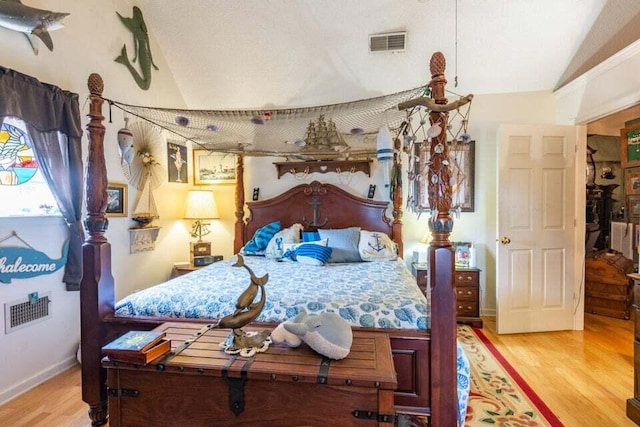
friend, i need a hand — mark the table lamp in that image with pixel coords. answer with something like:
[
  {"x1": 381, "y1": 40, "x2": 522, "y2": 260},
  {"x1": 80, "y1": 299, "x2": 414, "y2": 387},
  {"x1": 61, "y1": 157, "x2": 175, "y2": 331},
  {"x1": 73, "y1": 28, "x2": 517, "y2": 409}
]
[{"x1": 184, "y1": 190, "x2": 219, "y2": 242}]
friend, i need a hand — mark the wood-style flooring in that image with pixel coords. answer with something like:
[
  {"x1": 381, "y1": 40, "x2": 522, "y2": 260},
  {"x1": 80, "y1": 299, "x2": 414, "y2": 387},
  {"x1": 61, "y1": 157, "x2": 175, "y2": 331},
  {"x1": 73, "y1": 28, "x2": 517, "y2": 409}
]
[{"x1": 0, "y1": 313, "x2": 634, "y2": 426}]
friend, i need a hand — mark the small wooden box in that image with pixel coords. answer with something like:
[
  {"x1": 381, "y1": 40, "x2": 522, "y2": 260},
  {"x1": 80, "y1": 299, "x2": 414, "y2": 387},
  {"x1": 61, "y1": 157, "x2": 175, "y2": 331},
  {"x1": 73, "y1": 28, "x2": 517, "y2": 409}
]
[
  {"x1": 585, "y1": 250, "x2": 634, "y2": 319},
  {"x1": 104, "y1": 322, "x2": 397, "y2": 426}
]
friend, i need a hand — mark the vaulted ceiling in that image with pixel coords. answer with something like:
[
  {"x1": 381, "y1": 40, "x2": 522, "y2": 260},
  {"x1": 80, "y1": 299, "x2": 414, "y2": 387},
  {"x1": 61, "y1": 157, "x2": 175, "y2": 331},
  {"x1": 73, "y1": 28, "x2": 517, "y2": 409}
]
[{"x1": 140, "y1": 0, "x2": 640, "y2": 115}]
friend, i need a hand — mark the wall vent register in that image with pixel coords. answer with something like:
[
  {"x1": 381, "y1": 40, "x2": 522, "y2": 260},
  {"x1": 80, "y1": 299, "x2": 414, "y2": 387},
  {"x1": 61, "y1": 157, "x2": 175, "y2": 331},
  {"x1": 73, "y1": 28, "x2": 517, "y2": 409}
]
[{"x1": 4, "y1": 292, "x2": 51, "y2": 333}]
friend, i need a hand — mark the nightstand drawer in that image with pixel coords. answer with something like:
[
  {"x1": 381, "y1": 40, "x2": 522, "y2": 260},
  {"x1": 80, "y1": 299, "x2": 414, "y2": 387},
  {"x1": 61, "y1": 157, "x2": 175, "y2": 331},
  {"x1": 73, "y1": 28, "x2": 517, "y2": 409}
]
[
  {"x1": 456, "y1": 286, "x2": 478, "y2": 302},
  {"x1": 454, "y1": 270, "x2": 479, "y2": 285},
  {"x1": 457, "y1": 303, "x2": 478, "y2": 317}
]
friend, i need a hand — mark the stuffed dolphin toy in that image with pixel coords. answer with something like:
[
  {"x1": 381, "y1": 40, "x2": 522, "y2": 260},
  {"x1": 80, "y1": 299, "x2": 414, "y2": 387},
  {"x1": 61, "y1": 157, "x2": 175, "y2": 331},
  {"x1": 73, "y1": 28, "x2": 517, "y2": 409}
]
[{"x1": 283, "y1": 310, "x2": 353, "y2": 360}]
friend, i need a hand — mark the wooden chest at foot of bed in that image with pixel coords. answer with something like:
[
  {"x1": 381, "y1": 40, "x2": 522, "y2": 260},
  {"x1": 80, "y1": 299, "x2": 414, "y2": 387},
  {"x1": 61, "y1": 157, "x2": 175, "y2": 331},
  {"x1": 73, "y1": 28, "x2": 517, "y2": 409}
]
[
  {"x1": 103, "y1": 322, "x2": 397, "y2": 427},
  {"x1": 585, "y1": 250, "x2": 634, "y2": 320}
]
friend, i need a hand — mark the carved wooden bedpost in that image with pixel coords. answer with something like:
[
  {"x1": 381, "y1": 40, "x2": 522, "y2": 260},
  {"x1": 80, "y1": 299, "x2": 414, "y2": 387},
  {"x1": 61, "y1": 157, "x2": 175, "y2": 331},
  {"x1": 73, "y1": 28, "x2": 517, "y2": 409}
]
[
  {"x1": 398, "y1": 52, "x2": 473, "y2": 426},
  {"x1": 80, "y1": 73, "x2": 114, "y2": 426},
  {"x1": 426, "y1": 52, "x2": 458, "y2": 427},
  {"x1": 233, "y1": 154, "x2": 245, "y2": 254}
]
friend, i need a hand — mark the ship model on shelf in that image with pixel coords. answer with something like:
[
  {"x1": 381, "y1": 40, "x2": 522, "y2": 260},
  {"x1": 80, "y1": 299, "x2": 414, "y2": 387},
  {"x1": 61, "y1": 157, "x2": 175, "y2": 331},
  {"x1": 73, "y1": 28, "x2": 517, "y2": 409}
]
[
  {"x1": 131, "y1": 172, "x2": 158, "y2": 228},
  {"x1": 299, "y1": 115, "x2": 350, "y2": 160}
]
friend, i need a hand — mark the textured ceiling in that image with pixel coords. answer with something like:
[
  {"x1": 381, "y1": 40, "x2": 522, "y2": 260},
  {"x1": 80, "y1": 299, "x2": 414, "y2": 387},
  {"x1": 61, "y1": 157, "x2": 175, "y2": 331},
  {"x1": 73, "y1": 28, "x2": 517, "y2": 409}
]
[{"x1": 139, "y1": 0, "x2": 640, "y2": 112}]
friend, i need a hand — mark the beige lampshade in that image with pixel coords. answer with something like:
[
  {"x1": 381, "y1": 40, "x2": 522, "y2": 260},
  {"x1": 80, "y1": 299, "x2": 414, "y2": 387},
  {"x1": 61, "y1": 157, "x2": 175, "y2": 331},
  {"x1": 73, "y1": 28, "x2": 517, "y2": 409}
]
[{"x1": 184, "y1": 190, "x2": 219, "y2": 219}]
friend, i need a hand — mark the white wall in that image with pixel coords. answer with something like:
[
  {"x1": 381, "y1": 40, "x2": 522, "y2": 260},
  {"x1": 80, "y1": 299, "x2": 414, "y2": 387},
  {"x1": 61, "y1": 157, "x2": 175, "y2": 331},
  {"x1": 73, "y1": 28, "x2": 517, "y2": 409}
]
[{"x1": 0, "y1": 0, "x2": 192, "y2": 404}]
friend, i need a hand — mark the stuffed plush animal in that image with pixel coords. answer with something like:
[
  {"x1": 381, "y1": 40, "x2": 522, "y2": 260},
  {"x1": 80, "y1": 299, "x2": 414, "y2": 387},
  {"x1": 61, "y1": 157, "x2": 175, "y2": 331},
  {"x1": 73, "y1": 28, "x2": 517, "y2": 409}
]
[
  {"x1": 270, "y1": 321, "x2": 302, "y2": 348},
  {"x1": 283, "y1": 310, "x2": 353, "y2": 360}
]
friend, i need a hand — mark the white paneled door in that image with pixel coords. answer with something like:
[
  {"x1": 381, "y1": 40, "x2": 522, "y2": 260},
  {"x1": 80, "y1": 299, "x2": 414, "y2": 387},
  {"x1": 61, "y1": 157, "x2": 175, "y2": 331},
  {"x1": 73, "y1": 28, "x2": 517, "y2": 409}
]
[{"x1": 497, "y1": 125, "x2": 578, "y2": 333}]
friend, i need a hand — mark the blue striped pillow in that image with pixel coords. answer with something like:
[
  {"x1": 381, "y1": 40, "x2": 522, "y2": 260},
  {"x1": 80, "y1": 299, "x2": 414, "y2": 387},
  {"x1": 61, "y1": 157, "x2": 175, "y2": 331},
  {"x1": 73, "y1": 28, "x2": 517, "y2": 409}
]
[
  {"x1": 242, "y1": 221, "x2": 280, "y2": 253},
  {"x1": 302, "y1": 231, "x2": 321, "y2": 242},
  {"x1": 295, "y1": 244, "x2": 332, "y2": 266}
]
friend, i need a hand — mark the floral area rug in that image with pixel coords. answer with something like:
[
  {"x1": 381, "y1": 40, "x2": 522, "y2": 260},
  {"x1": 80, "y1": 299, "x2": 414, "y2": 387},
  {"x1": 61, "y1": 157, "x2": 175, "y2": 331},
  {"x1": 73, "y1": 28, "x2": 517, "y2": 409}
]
[{"x1": 396, "y1": 326, "x2": 563, "y2": 427}]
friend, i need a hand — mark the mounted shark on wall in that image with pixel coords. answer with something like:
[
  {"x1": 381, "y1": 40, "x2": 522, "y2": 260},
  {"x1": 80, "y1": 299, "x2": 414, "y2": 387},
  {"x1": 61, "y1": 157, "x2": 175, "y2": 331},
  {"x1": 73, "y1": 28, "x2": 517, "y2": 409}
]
[
  {"x1": 0, "y1": 0, "x2": 69, "y2": 55},
  {"x1": 115, "y1": 6, "x2": 158, "y2": 90}
]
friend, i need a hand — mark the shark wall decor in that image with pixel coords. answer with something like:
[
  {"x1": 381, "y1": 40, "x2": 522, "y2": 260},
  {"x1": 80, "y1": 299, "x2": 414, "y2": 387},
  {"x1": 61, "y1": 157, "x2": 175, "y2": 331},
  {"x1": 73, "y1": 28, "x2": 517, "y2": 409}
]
[
  {"x1": 115, "y1": 6, "x2": 158, "y2": 90},
  {"x1": 0, "y1": 0, "x2": 69, "y2": 55}
]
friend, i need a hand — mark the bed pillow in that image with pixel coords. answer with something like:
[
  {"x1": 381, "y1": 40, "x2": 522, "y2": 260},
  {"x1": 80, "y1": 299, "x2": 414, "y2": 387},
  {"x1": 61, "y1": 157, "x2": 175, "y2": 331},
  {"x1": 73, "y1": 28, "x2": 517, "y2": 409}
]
[
  {"x1": 265, "y1": 223, "x2": 303, "y2": 258},
  {"x1": 282, "y1": 238, "x2": 328, "y2": 254},
  {"x1": 241, "y1": 221, "x2": 280, "y2": 255},
  {"x1": 318, "y1": 227, "x2": 362, "y2": 263},
  {"x1": 302, "y1": 230, "x2": 321, "y2": 242},
  {"x1": 294, "y1": 243, "x2": 333, "y2": 266},
  {"x1": 358, "y1": 230, "x2": 397, "y2": 261}
]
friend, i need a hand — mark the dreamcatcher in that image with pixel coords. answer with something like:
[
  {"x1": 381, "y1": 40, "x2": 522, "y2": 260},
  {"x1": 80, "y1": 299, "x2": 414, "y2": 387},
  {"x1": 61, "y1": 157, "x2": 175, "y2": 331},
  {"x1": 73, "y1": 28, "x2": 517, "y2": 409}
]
[{"x1": 122, "y1": 120, "x2": 164, "y2": 227}]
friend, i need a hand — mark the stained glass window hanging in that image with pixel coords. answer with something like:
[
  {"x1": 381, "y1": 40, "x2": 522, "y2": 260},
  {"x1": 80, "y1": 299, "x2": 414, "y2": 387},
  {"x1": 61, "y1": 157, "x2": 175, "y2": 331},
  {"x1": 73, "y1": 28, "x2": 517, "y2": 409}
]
[{"x1": 0, "y1": 117, "x2": 60, "y2": 216}]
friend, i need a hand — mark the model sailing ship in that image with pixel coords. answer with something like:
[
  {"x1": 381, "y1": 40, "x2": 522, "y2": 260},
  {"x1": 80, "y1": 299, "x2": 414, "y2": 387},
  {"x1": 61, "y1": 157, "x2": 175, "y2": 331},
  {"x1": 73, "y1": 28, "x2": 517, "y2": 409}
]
[
  {"x1": 131, "y1": 171, "x2": 158, "y2": 228},
  {"x1": 300, "y1": 115, "x2": 349, "y2": 159}
]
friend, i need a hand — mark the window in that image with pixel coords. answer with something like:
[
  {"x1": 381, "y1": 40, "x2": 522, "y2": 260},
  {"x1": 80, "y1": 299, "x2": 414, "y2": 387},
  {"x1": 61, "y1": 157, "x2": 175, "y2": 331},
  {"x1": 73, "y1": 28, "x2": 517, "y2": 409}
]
[{"x1": 0, "y1": 117, "x2": 60, "y2": 216}]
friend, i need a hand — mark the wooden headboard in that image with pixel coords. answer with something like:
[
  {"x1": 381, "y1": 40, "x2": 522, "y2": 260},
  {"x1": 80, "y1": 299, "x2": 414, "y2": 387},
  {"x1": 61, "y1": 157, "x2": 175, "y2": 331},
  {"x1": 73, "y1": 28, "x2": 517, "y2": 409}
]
[{"x1": 239, "y1": 181, "x2": 403, "y2": 254}]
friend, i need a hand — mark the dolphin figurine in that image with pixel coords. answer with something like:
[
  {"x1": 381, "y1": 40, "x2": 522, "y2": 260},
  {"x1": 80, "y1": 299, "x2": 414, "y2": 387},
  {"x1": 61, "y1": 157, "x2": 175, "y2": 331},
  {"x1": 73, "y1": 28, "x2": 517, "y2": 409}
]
[
  {"x1": 115, "y1": 6, "x2": 159, "y2": 90},
  {"x1": 284, "y1": 310, "x2": 353, "y2": 360},
  {"x1": 216, "y1": 254, "x2": 269, "y2": 330},
  {"x1": 0, "y1": 0, "x2": 69, "y2": 55}
]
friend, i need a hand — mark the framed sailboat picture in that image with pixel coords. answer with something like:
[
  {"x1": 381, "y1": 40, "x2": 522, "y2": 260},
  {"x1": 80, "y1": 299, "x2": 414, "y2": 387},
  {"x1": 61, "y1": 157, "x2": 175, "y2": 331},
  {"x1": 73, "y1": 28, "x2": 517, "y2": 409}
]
[
  {"x1": 193, "y1": 150, "x2": 236, "y2": 185},
  {"x1": 106, "y1": 183, "x2": 128, "y2": 217}
]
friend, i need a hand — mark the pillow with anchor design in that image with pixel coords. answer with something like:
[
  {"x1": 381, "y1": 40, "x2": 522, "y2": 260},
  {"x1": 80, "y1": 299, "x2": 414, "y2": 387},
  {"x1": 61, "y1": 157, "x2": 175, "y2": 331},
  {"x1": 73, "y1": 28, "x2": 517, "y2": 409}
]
[{"x1": 358, "y1": 230, "x2": 397, "y2": 261}]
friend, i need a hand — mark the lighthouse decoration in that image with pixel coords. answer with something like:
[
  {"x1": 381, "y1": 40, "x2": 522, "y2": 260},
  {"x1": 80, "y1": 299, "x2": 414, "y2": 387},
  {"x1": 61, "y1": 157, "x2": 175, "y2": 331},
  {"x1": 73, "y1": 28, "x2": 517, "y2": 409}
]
[{"x1": 376, "y1": 126, "x2": 394, "y2": 187}]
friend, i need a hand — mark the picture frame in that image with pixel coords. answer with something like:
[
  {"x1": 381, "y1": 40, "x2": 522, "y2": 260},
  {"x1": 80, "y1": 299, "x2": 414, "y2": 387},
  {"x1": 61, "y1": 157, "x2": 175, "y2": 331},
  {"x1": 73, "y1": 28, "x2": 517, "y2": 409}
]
[
  {"x1": 453, "y1": 241, "x2": 472, "y2": 268},
  {"x1": 106, "y1": 183, "x2": 127, "y2": 217},
  {"x1": 628, "y1": 195, "x2": 640, "y2": 221},
  {"x1": 414, "y1": 140, "x2": 475, "y2": 212},
  {"x1": 621, "y1": 126, "x2": 640, "y2": 169},
  {"x1": 193, "y1": 150, "x2": 237, "y2": 185},
  {"x1": 167, "y1": 141, "x2": 188, "y2": 184},
  {"x1": 626, "y1": 170, "x2": 640, "y2": 196}
]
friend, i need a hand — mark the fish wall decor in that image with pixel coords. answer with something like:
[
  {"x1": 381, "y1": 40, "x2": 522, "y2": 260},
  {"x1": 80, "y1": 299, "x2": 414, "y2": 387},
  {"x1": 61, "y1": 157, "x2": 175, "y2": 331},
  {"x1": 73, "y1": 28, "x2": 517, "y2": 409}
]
[
  {"x1": 115, "y1": 6, "x2": 158, "y2": 90},
  {"x1": 0, "y1": 239, "x2": 69, "y2": 283},
  {"x1": 0, "y1": 0, "x2": 69, "y2": 55}
]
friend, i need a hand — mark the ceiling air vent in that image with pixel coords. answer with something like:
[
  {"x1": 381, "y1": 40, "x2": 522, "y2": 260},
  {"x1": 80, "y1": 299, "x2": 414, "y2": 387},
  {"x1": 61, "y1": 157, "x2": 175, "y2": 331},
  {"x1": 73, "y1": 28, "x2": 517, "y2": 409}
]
[{"x1": 369, "y1": 32, "x2": 406, "y2": 53}]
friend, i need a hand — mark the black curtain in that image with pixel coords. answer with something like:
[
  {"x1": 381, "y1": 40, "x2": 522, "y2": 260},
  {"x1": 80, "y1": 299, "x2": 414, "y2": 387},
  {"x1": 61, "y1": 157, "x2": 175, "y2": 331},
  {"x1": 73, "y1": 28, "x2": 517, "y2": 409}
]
[{"x1": 0, "y1": 66, "x2": 84, "y2": 290}]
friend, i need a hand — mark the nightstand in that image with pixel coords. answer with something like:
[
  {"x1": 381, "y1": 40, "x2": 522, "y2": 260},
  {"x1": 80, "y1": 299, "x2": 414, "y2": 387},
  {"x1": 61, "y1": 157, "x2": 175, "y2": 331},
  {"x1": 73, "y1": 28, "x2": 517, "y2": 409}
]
[
  {"x1": 173, "y1": 264, "x2": 202, "y2": 277},
  {"x1": 412, "y1": 263, "x2": 483, "y2": 328}
]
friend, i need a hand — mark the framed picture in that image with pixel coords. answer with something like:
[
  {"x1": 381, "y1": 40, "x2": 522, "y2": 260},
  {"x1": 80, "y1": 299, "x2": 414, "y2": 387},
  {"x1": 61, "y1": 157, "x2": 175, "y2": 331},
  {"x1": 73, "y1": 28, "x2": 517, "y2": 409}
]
[
  {"x1": 626, "y1": 170, "x2": 640, "y2": 195},
  {"x1": 453, "y1": 241, "x2": 472, "y2": 268},
  {"x1": 414, "y1": 140, "x2": 475, "y2": 212},
  {"x1": 621, "y1": 126, "x2": 640, "y2": 169},
  {"x1": 106, "y1": 183, "x2": 127, "y2": 217},
  {"x1": 193, "y1": 150, "x2": 237, "y2": 185},
  {"x1": 167, "y1": 141, "x2": 188, "y2": 184},
  {"x1": 628, "y1": 195, "x2": 640, "y2": 221}
]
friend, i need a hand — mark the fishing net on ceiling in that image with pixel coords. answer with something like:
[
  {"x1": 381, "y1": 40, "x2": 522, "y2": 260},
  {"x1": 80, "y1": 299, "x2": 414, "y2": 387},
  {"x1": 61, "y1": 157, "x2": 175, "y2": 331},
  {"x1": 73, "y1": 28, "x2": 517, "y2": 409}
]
[{"x1": 105, "y1": 86, "x2": 428, "y2": 160}]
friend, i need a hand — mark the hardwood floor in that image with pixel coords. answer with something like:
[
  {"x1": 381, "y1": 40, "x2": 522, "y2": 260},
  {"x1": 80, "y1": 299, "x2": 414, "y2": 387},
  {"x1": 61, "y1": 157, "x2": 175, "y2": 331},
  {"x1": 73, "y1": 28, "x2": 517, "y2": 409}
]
[
  {"x1": 0, "y1": 313, "x2": 634, "y2": 426},
  {"x1": 482, "y1": 313, "x2": 635, "y2": 426}
]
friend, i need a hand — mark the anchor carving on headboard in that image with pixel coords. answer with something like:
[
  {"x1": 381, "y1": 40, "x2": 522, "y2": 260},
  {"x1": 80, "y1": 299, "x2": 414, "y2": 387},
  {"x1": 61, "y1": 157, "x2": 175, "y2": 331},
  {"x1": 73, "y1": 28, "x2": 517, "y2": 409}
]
[{"x1": 302, "y1": 183, "x2": 328, "y2": 228}]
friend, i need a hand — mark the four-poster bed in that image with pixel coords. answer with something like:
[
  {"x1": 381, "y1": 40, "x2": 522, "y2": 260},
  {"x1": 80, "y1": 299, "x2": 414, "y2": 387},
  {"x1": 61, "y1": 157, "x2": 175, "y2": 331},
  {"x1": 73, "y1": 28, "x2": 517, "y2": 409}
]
[{"x1": 80, "y1": 52, "x2": 463, "y2": 426}]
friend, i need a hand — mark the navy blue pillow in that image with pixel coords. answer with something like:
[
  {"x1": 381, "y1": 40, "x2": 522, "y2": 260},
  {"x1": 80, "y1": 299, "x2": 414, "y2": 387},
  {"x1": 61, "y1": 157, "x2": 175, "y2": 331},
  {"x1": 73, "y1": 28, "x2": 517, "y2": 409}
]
[{"x1": 302, "y1": 230, "x2": 321, "y2": 242}]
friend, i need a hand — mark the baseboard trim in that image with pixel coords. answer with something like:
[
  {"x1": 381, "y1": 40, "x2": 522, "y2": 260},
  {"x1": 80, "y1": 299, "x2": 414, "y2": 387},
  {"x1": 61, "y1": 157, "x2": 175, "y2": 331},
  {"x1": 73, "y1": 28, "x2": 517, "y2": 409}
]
[
  {"x1": 0, "y1": 357, "x2": 78, "y2": 406},
  {"x1": 481, "y1": 308, "x2": 496, "y2": 317}
]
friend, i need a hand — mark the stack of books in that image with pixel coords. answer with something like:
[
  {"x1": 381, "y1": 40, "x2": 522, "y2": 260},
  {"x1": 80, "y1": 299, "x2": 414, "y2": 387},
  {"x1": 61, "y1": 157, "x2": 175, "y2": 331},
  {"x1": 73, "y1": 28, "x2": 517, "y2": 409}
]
[{"x1": 102, "y1": 330, "x2": 171, "y2": 365}]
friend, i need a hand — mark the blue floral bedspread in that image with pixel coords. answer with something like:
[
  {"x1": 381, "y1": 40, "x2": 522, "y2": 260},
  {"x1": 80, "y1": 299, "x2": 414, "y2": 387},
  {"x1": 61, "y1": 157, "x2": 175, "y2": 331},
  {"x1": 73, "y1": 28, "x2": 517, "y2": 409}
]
[{"x1": 115, "y1": 257, "x2": 429, "y2": 329}]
